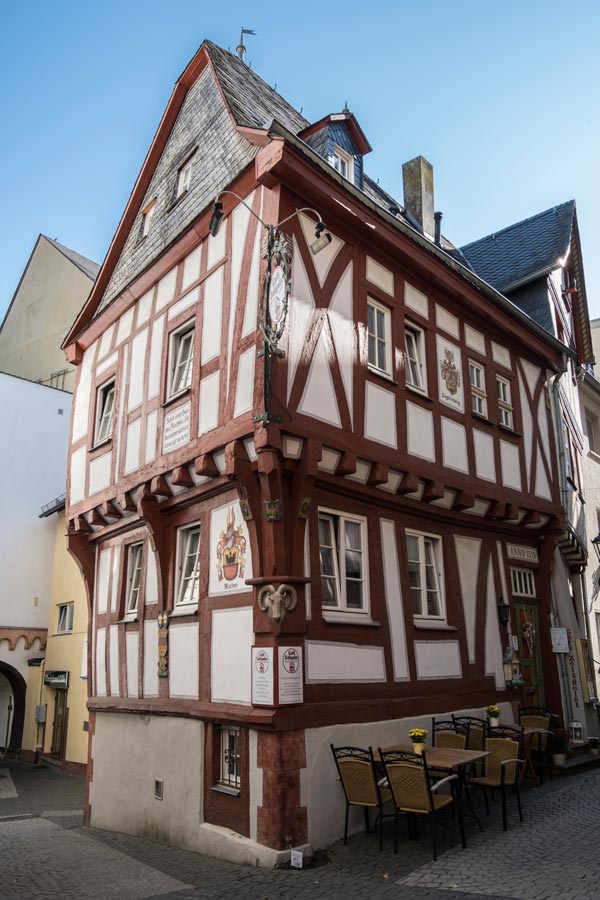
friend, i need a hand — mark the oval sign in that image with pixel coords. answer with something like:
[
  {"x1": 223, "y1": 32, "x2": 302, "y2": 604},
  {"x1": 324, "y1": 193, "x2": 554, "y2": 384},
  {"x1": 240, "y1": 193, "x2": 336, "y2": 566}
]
[{"x1": 268, "y1": 265, "x2": 286, "y2": 326}]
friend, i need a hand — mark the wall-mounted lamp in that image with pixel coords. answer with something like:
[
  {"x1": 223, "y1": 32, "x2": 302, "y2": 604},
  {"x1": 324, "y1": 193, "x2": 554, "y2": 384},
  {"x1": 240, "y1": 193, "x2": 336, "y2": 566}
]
[
  {"x1": 209, "y1": 201, "x2": 224, "y2": 237},
  {"x1": 310, "y1": 222, "x2": 332, "y2": 255},
  {"x1": 497, "y1": 597, "x2": 511, "y2": 627},
  {"x1": 592, "y1": 533, "x2": 600, "y2": 563}
]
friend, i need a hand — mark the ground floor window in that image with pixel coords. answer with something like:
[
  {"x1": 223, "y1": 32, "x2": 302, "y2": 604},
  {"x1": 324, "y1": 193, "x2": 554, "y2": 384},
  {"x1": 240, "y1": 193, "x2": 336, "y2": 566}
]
[{"x1": 218, "y1": 725, "x2": 240, "y2": 791}]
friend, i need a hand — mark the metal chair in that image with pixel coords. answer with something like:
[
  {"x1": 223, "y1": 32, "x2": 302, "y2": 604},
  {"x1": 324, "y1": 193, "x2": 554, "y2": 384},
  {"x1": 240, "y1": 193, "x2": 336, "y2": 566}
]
[
  {"x1": 330, "y1": 745, "x2": 392, "y2": 849},
  {"x1": 470, "y1": 729, "x2": 524, "y2": 831},
  {"x1": 452, "y1": 715, "x2": 488, "y2": 751},
  {"x1": 378, "y1": 747, "x2": 466, "y2": 861},
  {"x1": 432, "y1": 718, "x2": 469, "y2": 750},
  {"x1": 518, "y1": 707, "x2": 552, "y2": 784}
]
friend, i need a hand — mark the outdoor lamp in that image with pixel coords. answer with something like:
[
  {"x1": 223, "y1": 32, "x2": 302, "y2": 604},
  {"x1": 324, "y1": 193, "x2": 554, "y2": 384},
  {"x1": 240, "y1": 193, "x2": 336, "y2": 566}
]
[
  {"x1": 592, "y1": 532, "x2": 600, "y2": 563},
  {"x1": 310, "y1": 222, "x2": 332, "y2": 255},
  {"x1": 497, "y1": 597, "x2": 511, "y2": 627},
  {"x1": 569, "y1": 721, "x2": 583, "y2": 743},
  {"x1": 209, "y1": 200, "x2": 224, "y2": 237}
]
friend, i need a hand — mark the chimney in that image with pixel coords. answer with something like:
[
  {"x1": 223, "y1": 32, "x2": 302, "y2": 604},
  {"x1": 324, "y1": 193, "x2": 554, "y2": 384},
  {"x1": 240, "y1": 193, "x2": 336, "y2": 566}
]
[{"x1": 402, "y1": 156, "x2": 435, "y2": 240}]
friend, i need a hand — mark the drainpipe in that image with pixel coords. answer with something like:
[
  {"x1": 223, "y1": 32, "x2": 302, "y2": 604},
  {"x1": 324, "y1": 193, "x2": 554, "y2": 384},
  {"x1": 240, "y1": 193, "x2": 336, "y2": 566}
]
[
  {"x1": 34, "y1": 658, "x2": 46, "y2": 764},
  {"x1": 550, "y1": 353, "x2": 574, "y2": 724}
]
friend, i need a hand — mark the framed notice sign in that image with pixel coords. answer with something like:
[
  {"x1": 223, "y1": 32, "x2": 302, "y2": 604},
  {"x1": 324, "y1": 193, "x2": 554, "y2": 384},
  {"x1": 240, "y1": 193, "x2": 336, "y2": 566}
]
[
  {"x1": 278, "y1": 646, "x2": 303, "y2": 705},
  {"x1": 251, "y1": 646, "x2": 274, "y2": 706}
]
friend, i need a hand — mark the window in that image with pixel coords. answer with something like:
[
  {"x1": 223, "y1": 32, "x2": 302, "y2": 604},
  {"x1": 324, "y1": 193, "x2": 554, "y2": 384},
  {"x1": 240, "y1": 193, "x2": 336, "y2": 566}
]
[
  {"x1": 94, "y1": 379, "x2": 115, "y2": 445},
  {"x1": 219, "y1": 725, "x2": 240, "y2": 791},
  {"x1": 57, "y1": 602, "x2": 74, "y2": 634},
  {"x1": 139, "y1": 199, "x2": 156, "y2": 239},
  {"x1": 367, "y1": 299, "x2": 391, "y2": 376},
  {"x1": 586, "y1": 411, "x2": 599, "y2": 454},
  {"x1": 469, "y1": 360, "x2": 487, "y2": 416},
  {"x1": 318, "y1": 511, "x2": 367, "y2": 613},
  {"x1": 125, "y1": 543, "x2": 143, "y2": 615},
  {"x1": 169, "y1": 323, "x2": 194, "y2": 397},
  {"x1": 406, "y1": 531, "x2": 444, "y2": 619},
  {"x1": 510, "y1": 567, "x2": 536, "y2": 597},
  {"x1": 331, "y1": 145, "x2": 354, "y2": 182},
  {"x1": 405, "y1": 323, "x2": 426, "y2": 392},
  {"x1": 496, "y1": 376, "x2": 513, "y2": 428},
  {"x1": 176, "y1": 158, "x2": 193, "y2": 198},
  {"x1": 175, "y1": 524, "x2": 200, "y2": 607}
]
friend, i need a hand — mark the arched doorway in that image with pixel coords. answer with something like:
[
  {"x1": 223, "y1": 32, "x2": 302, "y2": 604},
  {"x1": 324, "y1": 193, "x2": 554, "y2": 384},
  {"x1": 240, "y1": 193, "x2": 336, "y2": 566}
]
[{"x1": 0, "y1": 662, "x2": 27, "y2": 754}]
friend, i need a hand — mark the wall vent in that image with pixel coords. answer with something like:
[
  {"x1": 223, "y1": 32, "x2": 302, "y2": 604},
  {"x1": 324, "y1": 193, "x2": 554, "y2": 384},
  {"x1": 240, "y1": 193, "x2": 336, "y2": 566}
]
[{"x1": 154, "y1": 779, "x2": 164, "y2": 801}]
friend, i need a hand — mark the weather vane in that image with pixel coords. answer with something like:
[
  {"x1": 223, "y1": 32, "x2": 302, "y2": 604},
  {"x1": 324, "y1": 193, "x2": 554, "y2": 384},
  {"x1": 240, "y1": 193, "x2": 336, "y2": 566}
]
[{"x1": 236, "y1": 27, "x2": 256, "y2": 63}]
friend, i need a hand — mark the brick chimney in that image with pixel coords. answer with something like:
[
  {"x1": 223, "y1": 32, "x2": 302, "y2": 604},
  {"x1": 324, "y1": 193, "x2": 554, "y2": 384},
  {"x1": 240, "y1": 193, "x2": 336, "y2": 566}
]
[{"x1": 402, "y1": 156, "x2": 435, "y2": 240}]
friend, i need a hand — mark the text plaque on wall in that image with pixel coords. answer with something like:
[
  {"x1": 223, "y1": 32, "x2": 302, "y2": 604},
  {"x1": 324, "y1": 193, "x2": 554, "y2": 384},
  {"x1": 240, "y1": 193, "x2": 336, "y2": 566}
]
[{"x1": 162, "y1": 401, "x2": 191, "y2": 454}]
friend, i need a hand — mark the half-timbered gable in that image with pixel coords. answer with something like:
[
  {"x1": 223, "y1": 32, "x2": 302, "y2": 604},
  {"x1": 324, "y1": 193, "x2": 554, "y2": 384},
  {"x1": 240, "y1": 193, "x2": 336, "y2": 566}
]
[{"x1": 65, "y1": 40, "x2": 573, "y2": 863}]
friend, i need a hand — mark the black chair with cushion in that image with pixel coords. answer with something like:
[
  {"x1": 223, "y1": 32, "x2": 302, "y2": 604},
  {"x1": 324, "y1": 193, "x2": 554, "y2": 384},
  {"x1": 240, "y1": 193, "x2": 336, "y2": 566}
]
[
  {"x1": 330, "y1": 745, "x2": 392, "y2": 849},
  {"x1": 470, "y1": 727, "x2": 524, "y2": 831},
  {"x1": 432, "y1": 717, "x2": 469, "y2": 750}
]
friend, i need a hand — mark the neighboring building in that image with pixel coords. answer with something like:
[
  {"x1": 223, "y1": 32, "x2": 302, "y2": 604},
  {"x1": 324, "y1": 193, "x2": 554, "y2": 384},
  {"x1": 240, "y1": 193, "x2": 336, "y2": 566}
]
[
  {"x1": 461, "y1": 202, "x2": 597, "y2": 735},
  {"x1": 21, "y1": 505, "x2": 89, "y2": 773},
  {"x1": 63, "y1": 40, "x2": 571, "y2": 863},
  {"x1": 0, "y1": 234, "x2": 99, "y2": 391},
  {"x1": 0, "y1": 374, "x2": 72, "y2": 753},
  {"x1": 579, "y1": 369, "x2": 600, "y2": 711}
]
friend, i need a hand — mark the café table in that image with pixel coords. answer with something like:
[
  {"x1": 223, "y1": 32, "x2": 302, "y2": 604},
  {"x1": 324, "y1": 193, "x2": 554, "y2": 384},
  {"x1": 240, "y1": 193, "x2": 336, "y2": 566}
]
[{"x1": 516, "y1": 725, "x2": 547, "y2": 786}]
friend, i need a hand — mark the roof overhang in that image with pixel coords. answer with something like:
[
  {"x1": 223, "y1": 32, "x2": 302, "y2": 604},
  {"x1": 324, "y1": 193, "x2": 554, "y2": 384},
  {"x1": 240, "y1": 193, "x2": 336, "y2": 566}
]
[{"x1": 299, "y1": 112, "x2": 372, "y2": 155}]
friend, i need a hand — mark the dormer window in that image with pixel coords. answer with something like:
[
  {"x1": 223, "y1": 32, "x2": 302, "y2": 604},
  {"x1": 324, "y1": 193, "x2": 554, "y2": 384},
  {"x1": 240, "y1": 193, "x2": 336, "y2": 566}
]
[
  {"x1": 176, "y1": 158, "x2": 193, "y2": 198},
  {"x1": 332, "y1": 145, "x2": 354, "y2": 182},
  {"x1": 139, "y1": 199, "x2": 156, "y2": 240}
]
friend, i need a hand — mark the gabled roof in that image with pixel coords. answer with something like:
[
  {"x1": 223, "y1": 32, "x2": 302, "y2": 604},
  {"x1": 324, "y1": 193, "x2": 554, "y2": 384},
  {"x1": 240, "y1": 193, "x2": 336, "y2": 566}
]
[
  {"x1": 44, "y1": 236, "x2": 100, "y2": 281},
  {"x1": 299, "y1": 111, "x2": 372, "y2": 155},
  {"x1": 460, "y1": 201, "x2": 575, "y2": 293}
]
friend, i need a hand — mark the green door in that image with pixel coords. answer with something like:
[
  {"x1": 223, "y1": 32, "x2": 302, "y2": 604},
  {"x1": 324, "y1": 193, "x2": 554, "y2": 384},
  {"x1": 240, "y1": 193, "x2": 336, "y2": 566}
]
[{"x1": 514, "y1": 600, "x2": 545, "y2": 707}]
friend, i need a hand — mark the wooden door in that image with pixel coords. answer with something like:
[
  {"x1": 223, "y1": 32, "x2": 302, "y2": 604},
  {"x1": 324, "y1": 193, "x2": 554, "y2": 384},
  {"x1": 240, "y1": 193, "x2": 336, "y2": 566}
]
[
  {"x1": 514, "y1": 600, "x2": 545, "y2": 707},
  {"x1": 51, "y1": 690, "x2": 67, "y2": 758}
]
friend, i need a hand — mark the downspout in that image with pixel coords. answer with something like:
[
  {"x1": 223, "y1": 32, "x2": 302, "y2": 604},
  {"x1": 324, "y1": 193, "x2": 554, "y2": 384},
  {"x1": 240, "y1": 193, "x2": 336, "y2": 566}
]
[{"x1": 550, "y1": 352, "x2": 574, "y2": 724}]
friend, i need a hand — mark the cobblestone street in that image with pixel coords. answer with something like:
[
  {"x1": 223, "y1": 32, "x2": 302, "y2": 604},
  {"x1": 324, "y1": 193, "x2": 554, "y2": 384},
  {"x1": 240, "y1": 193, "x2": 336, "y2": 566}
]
[{"x1": 1, "y1": 760, "x2": 599, "y2": 900}]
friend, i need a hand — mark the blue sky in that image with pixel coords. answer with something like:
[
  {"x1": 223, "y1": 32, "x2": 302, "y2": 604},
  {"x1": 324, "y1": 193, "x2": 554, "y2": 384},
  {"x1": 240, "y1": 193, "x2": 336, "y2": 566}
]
[{"x1": 1, "y1": 1, "x2": 599, "y2": 324}]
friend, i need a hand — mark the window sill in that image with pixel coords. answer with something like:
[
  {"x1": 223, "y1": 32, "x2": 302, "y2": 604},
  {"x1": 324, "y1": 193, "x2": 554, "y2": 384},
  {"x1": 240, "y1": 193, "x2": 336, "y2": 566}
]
[
  {"x1": 89, "y1": 437, "x2": 112, "y2": 455},
  {"x1": 54, "y1": 631, "x2": 73, "y2": 636},
  {"x1": 169, "y1": 605, "x2": 198, "y2": 618},
  {"x1": 212, "y1": 784, "x2": 240, "y2": 798},
  {"x1": 322, "y1": 612, "x2": 381, "y2": 626},
  {"x1": 413, "y1": 620, "x2": 457, "y2": 632},
  {"x1": 166, "y1": 190, "x2": 188, "y2": 213},
  {"x1": 367, "y1": 366, "x2": 396, "y2": 386},
  {"x1": 406, "y1": 384, "x2": 431, "y2": 401},
  {"x1": 161, "y1": 388, "x2": 191, "y2": 410},
  {"x1": 472, "y1": 411, "x2": 492, "y2": 425},
  {"x1": 588, "y1": 450, "x2": 600, "y2": 463},
  {"x1": 498, "y1": 423, "x2": 522, "y2": 437},
  {"x1": 117, "y1": 614, "x2": 139, "y2": 624}
]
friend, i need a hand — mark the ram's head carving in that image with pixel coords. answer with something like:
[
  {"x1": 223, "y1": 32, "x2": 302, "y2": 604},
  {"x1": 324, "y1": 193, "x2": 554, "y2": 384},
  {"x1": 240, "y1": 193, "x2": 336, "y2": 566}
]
[{"x1": 257, "y1": 583, "x2": 298, "y2": 624}]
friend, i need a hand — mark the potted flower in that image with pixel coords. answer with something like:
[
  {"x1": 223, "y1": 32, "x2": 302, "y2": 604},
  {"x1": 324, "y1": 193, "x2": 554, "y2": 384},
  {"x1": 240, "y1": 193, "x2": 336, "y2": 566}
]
[
  {"x1": 550, "y1": 728, "x2": 570, "y2": 766},
  {"x1": 589, "y1": 736, "x2": 600, "y2": 757},
  {"x1": 485, "y1": 705, "x2": 501, "y2": 728},
  {"x1": 408, "y1": 727, "x2": 428, "y2": 755}
]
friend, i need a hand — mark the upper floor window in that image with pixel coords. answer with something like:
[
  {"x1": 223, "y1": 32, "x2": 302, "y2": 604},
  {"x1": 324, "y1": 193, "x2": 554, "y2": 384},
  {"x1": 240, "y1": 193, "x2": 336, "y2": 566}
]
[
  {"x1": 176, "y1": 158, "x2": 193, "y2": 198},
  {"x1": 94, "y1": 379, "x2": 115, "y2": 445},
  {"x1": 331, "y1": 145, "x2": 354, "y2": 182},
  {"x1": 469, "y1": 360, "x2": 487, "y2": 416},
  {"x1": 405, "y1": 323, "x2": 426, "y2": 392},
  {"x1": 367, "y1": 298, "x2": 391, "y2": 376},
  {"x1": 318, "y1": 510, "x2": 367, "y2": 614},
  {"x1": 175, "y1": 524, "x2": 201, "y2": 607},
  {"x1": 169, "y1": 322, "x2": 194, "y2": 398},
  {"x1": 139, "y1": 199, "x2": 156, "y2": 239},
  {"x1": 125, "y1": 543, "x2": 144, "y2": 616},
  {"x1": 586, "y1": 410, "x2": 599, "y2": 454},
  {"x1": 496, "y1": 376, "x2": 513, "y2": 428},
  {"x1": 57, "y1": 602, "x2": 74, "y2": 634},
  {"x1": 406, "y1": 531, "x2": 444, "y2": 619}
]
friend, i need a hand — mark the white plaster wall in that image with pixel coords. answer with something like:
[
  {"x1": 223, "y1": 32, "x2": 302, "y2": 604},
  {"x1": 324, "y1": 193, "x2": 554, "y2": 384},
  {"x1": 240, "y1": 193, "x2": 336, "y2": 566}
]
[
  {"x1": 305, "y1": 642, "x2": 386, "y2": 682},
  {"x1": 380, "y1": 520, "x2": 409, "y2": 679},
  {"x1": 96, "y1": 627, "x2": 107, "y2": 696},
  {"x1": 201, "y1": 268, "x2": 223, "y2": 364},
  {"x1": 127, "y1": 329, "x2": 148, "y2": 411},
  {"x1": 147, "y1": 315, "x2": 165, "y2": 400},
  {"x1": 500, "y1": 441, "x2": 522, "y2": 491},
  {"x1": 406, "y1": 401, "x2": 435, "y2": 461},
  {"x1": 169, "y1": 624, "x2": 199, "y2": 699},
  {"x1": 473, "y1": 429, "x2": 496, "y2": 482},
  {"x1": 145, "y1": 410, "x2": 158, "y2": 464},
  {"x1": 435, "y1": 305, "x2": 459, "y2": 339},
  {"x1": 71, "y1": 344, "x2": 95, "y2": 442},
  {"x1": 329, "y1": 264, "x2": 354, "y2": 425},
  {"x1": 298, "y1": 338, "x2": 341, "y2": 427},
  {"x1": 70, "y1": 445, "x2": 86, "y2": 505},
  {"x1": 287, "y1": 240, "x2": 315, "y2": 398},
  {"x1": 90, "y1": 713, "x2": 204, "y2": 849},
  {"x1": 145, "y1": 551, "x2": 159, "y2": 606},
  {"x1": 465, "y1": 325, "x2": 485, "y2": 354},
  {"x1": 404, "y1": 283, "x2": 428, "y2": 318},
  {"x1": 126, "y1": 633, "x2": 139, "y2": 698},
  {"x1": 441, "y1": 417, "x2": 468, "y2": 472},
  {"x1": 454, "y1": 536, "x2": 481, "y2": 664},
  {"x1": 96, "y1": 548, "x2": 111, "y2": 614},
  {"x1": 234, "y1": 349, "x2": 255, "y2": 417},
  {"x1": 0, "y1": 375, "x2": 71, "y2": 629},
  {"x1": 414, "y1": 641, "x2": 461, "y2": 678},
  {"x1": 109, "y1": 625, "x2": 119, "y2": 696},
  {"x1": 182, "y1": 245, "x2": 202, "y2": 293},
  {"x1": 89, "y1": 451, "x2": 112, "y2": 495},
  {"x1": 198, "y1": 372, "x2": 220, "y2": 435},
  {"x1": 365, "y1": 383, "x2": 396, "y2": 448},
  {"x1": 144, "y1": 620, "x2": 159, "y2": 697},
  {"x1": 125, "y1": 419, "x2": 141, "y2": 474},
  {"x1": 366, "y1": 256, "x2": 393, "y2": 295},
  {"x1": 211, "y1": 607, "x2": 253, "y2": 704}
]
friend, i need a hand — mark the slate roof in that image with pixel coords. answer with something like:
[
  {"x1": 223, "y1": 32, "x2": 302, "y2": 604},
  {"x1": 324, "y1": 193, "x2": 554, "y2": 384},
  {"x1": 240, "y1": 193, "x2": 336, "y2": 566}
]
[
  {"x1": 45, "y1": 236, "x2": 100, "y2": 281},
  {"x1": 459, "y1": 201, "x2": 575, "y2": 293}
]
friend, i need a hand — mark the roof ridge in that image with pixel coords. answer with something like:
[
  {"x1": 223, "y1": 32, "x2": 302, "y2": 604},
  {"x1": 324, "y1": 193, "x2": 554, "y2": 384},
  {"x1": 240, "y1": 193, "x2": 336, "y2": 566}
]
[
  {"x1": 461, "y1": 199, "x2": 575, "y2": 251},
  {"x1": 42, "y1": 235, "x2": 100, "y2": 280}
]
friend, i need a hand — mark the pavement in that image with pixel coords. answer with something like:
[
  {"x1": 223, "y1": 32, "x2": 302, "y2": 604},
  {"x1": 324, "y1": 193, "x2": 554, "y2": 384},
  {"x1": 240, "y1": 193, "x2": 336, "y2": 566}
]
[{"x1": 1, "y1": 759, "x2": 599, "y2": 900}]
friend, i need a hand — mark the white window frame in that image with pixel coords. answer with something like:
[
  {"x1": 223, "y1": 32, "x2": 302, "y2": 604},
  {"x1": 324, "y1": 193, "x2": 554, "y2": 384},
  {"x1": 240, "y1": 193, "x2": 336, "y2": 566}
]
[
  {"x1": 94, "y1": 378, "x2": 115, "y2": 446},
  {"x1": 406, "y1": 530, "x2": 445, "y2": 620},
  {"x1": 510, "y1": 567, "x2": 536, "y2": 598},
  {"x1": 331, "y1": 145, "x2": 354, "y2": 182},
  {"x1": 496, "y1": 376, "x2": 514, "y2": 428},
  {"x1": 586, "y1": 410, "x2": 599, "y2": 455},
  {"x1": 469, "y1": 359, "x2": 487, "y2": 417},
  {"x1": 318, "y1": 509, "x2": 369, "y2": 617},
  {"x1": 176, "y1": 158, "x2": 193, "y2": 198},
  {"x1": 57, "y1": 602, "x2": 74, "y2": 634},
  {"x1": 175, "y1": 523, "x2": 201, "y2": 608},
  {"x1": 140, "y1": 199, "x2": 156, "y2": 238},
  {"x1": 404, "y1": 322, "x2": 427, "y2": 393},
  {"x1": 168, "y1": 321, "x2": 195, "y2": 398},
  {"x1": 367, "y1": 297, "x2": 392, "y2": 377},
  {"x1": 125, "y1": 542, "x2": 144, "y2": 616},
  {"x1": 218, "y1": 725, "x2": 241, "y2": 792}
]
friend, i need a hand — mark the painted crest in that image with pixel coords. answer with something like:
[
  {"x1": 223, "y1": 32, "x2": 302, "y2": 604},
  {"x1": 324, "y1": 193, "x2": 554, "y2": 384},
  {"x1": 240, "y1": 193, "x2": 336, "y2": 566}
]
[
  {"x1": 216, "y1": 506, "x2": 247, "y2": 583},
  {"x1": 440, "y1": 348, "x2": 461, "y2": 395}
]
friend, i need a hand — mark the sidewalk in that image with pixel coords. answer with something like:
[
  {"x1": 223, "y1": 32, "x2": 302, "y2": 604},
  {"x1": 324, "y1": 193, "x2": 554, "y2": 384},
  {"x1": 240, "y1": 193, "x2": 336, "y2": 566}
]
[{"x1": 1, "y1": 758, "x2": 599, "y2": 900}]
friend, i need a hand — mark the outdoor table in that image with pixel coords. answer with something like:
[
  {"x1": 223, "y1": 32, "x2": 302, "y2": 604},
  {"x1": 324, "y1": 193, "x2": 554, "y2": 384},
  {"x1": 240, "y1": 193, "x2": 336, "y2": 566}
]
[{"x1": 515, "y1": 725, "x2": 546, "y2": 786}]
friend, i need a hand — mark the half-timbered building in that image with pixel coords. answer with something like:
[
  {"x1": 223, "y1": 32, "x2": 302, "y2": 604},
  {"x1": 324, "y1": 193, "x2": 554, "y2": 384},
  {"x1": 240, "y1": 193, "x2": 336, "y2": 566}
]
[{"x1": 64, "y1": 41, "x2": 570, "y2": 863}]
